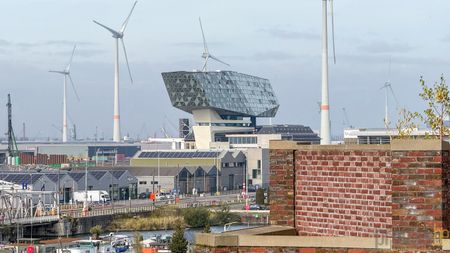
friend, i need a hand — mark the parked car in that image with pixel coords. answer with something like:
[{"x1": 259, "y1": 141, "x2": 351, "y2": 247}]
[
  {"x1": 138, "y1": 192, "x2": 149, "y2": 199},
  {"x1": 242, "y1": 204, "x2": 270, "y2": 210}
]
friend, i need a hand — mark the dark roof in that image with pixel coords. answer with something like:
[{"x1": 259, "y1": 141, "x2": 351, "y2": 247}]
[
  {"x1": 45, "y1": 173, "x2": 61, "y2": 183},
  {"x1": 138, "y1": 151, "x2": 220, "y2": 159},
  {"x1": 110, "y1": 170, "x2": 126, "y2": 179},
  {"x1": 68, "y1": 172, "x2": 85, "y2": 182},
  {"x1": 2, "y1": 173, "x2": 44, "y2": 184},
  {"x1": 122, "y1": 166, "x2": 217, "y2": 177},
  {"x1": 90, "y1": 171, "x2": 108, "y2": 180},
  {"x1": 256, "y1": 124, "x2": 320, "y2": 143}
]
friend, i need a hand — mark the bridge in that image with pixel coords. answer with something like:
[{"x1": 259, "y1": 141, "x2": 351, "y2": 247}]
[{"x1": 0, "y1": 192, "x2": 249, "y2": 225}]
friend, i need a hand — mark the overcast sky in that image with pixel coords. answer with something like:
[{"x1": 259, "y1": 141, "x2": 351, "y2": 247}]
[{"x1": 0, "y1": 0, "x2": 449, "y2": 141}]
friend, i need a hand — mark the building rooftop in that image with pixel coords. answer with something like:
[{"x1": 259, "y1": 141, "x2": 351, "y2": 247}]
[{"x1": 162, "y1": 71, "x2": 279, "y2": 118}]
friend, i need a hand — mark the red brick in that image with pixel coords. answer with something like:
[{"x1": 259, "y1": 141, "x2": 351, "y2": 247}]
[{"x1": 298, "y1": 248, "x2": 316, "y2": 253}]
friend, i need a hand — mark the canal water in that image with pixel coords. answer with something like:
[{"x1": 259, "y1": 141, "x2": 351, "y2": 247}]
[{"x1": 79, "y1": 224, "x2": 256, "y2": 243}]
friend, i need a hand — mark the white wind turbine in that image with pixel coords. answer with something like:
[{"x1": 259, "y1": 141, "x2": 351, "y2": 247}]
[
  {"x1": 199, "y1": 17, "x2": 230, "y2": 72},
  {"x1": 320, "y1": 0, "x2": 337, "y2": 145},
  {"x1": 49, "y1": 45, "x2": 80, "y2": 143},
  {"x1": 380, "y1": 81, "x2": 399, "y2": 129},
  {"x1": 93, "y1": 1, "x2": 137, "y2": 142}
]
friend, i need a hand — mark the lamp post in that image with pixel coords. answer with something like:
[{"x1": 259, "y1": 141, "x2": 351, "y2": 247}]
[{"x1": 82, "y1": 152, "x2": 88, "y2": 215}]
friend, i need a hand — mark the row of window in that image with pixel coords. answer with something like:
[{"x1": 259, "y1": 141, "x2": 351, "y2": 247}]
[
  {"x1": 139, "y1": 181, "x2": 159, "y2": 185},
  {"x1": 229, "y1": 136, "x2": 257, "y2": 144}
]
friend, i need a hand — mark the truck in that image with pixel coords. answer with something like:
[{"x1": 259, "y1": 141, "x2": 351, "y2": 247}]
[{"x1": 73, "y1": 190, "x2": 110, "y2": 204}]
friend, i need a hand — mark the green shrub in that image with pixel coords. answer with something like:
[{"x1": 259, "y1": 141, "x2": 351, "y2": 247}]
[
  {"x1": 89, "y1": 225, "x2": 102, "y2": 239},
  {"x1": 210, "y1": 205, "x2": 241, "y2": 225},
  {"x1": 183, "y1": 208, "x2": 209, "y2": 228}
]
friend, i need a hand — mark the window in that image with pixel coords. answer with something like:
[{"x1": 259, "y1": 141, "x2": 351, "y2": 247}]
[
  {"x1": 257, "y1": 160, "x2": 261, "y2": 169},
  {"x1": 151, "y1": 181, "x2": 158, "y2": 185},
  {"x1": 139, "y1": 181, "x2": 147, "y2": 185},
  {"x1": 88, "y1": 186, "x2": 93, "y2": 190},
  {"x1": 252, "y1": 169, "x2": 257, "y2": 179}
]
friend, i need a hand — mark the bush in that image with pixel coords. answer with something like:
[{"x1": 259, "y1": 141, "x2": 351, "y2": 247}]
[
  {"x1": 169, "y1": 223, "x2": 188, "y2": 253},
  {"x1": 89, "y1": 225, "x2": 102, "y2": 240},
  {"x1": 183, "y1": 208, "x2": 209, "y2": 228},
  {"x1": 256, "y1": 188, "x2": 265, "y2": 205},
  {"x1": 211, "y1": 205, "x2": 240, "y2": 225}
]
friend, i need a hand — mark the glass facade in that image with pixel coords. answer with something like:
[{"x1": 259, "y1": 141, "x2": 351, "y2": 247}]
[{"x1": 162, "y1": 71, "x2": 279, "y2": 117}]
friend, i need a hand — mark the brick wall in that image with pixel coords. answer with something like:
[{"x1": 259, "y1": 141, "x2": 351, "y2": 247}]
[
  {"x1": 390, "y1": 148, "x2": 447, "y2": 250},
  {"x1": 269, "y1": 149, "x2": 295, "y2": 226},
  {"x1": 295, "y1": 149, "x2": 392, "y2": 237},
  {"x1": 269, "y1": 139, "x2": 450, "y2": 250},
  {"x1": 195, "y1": 245, "x2": 449, "y2": 253}
]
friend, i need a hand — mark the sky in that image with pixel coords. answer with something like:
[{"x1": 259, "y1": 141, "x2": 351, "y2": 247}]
[{"x1": 1, "y1": 0, "x2": 450, "y2": 141}]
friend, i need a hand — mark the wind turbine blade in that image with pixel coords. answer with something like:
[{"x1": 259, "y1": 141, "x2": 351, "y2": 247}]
[
  {"x1": 209, "y1": 55, "x2": 230, "y2": 67},
  {"x1": 330, "y1": 0, "x2": 336, "y2": 64},
  {"x1": 199, "y1": 17, "x2": 208, "y2": 53},
  {"x1": 121, "y1": 38, "x2": 134, "y2": 84},
  {"x1": 121, "y1": 1, "x2": 138, "y2": 33},
  {"x1": 93, "y1": 20, "x2": 120, "y2": 36},
  {"x1": 388, "y1": 84, "x2": 399, "y2": 108},
  {"x1": 49, "y1": 70, "x2": 65, "y2": 74},
  {"x1": 67, "y1": 44, "x2": 77, "y2": 71},
  {"x1": 68, "y1": 74, "x2": 80, "y2": 101}
]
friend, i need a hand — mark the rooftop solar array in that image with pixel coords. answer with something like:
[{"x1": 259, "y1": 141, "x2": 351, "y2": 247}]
[
  {"x1": 110, "y1": 170, "x2": 126, "y2": 179},
  {"x1": 68, "y1": 172, "x2": 84, "y2": 182},
  {"x1": 2, "y1": 174, "x2": 43, "y2": 184},
  {"x1": 138, "y1": 151, "x2": 220, "y2": 159},
  {"x1": 90, "y1": 171, "x2": 107, "y2": 180}
]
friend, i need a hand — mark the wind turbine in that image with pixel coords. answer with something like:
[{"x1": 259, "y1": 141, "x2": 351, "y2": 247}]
[
  {"x1": 93, "y1": 1, "x2": 137, "y2": 142},
  {"x1": 380, "y1": 81, "x2": 399, "y2": 129},
  {"x1": 320, "y1": 0, "x2": 336, "y2": 145},
  {"x1": 199, "y1": 17, "x2": 230, "y2": 72},
  {"x1": 49, "y1": 45, "x2": 80, "y2": 143}
]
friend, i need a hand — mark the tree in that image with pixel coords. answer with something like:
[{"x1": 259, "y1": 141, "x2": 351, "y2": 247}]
[
  {"x1": 169, "y1": 223, "x2": 188, "y2": 253},
  {"x1": 203, "y1": 222, "x2": 211, "y2": 233},
  {"x1": 211, "y1": 205, "x2": 240, "y2": 225},
  {"x1": 418, "y1": 75, "x2": 450, "y2": 140},
  {"x1": 255, "y1": 188, "x2": 265, "y2": 205},
  {"x1": 183, "y1": 207, "x2": 209, "y2": 228},
  {"x1": 396, "y1": 108, "x2": 420, "y2": 138},
  {"x1": 89, "y1": 225, "x2": 102, "y2": 240}
]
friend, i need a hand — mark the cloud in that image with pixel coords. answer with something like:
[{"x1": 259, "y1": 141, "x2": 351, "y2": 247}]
[
  {"x1": 249, "y1": 50, "x2": 297, "y2": 61},
  {"x1": 359, "y1": 41, "x2": 414, "y2": 54},
  {"x1": 0, "y1": 39, "x2": 11, "y2": 46},
  {"x1": 172, "y1": 42, "x2": 225, "y2": 48},
  {"x1": 259, "y1": 27, "x2": 319, "y2": 40},
  {"x1": 442, "y1": 34, "x2": 450, "y2": 42},
  {"x1": 6, "y1": 40, "x2": 96, "y2": 49},
  {"x1": 55, "y1": 48, "x2": 106, "y2": 58}
]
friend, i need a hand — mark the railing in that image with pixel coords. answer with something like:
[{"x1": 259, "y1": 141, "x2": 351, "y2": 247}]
[{"x1": 0, "y1": 195, "x2": 246, "y2": 225}]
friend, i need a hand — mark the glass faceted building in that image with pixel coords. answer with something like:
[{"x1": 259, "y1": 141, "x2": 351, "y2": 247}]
[{"x1": 161, "y1": 71, "x2": 279, "y2": 118}]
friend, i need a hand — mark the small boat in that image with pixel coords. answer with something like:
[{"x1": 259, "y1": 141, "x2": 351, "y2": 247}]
[
  {"x1": 111, "y1": 235, "x2": 130, "y2": 253},
  {"x1": 57, "y1": 239, "x2": 113, "y2": 253}
]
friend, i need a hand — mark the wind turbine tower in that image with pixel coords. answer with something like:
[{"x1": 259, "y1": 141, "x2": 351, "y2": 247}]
[
  {"x1": 49, "y1": 45, "x2": 79, "y2": 143},
  {"x1": 94, "y1": 1, "x2": 137, "y2": 142},
  {"x1": 320, "y1": 0, "x2": 336, "y2": 145}
]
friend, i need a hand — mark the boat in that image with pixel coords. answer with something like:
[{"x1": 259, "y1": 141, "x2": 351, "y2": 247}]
[
  {"x1": 56, "y1": 239, "x2": 113, "y2": 253},
  {"x1": 110, "y1": 235, "x2": 130, "y2": 253}
]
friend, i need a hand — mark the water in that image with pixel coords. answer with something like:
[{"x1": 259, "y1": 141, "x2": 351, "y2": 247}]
[{"x1": 80, "y1": 224, "x2": 256, "y2": 243}]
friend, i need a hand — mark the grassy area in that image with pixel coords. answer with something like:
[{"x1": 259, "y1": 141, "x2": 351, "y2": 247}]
[
  {"x1": 109, "y1": 205, "x2": 240, "y2": 231},
  {"x1": 109, "y1": 206, "x2": 184, "y2": 231}
]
